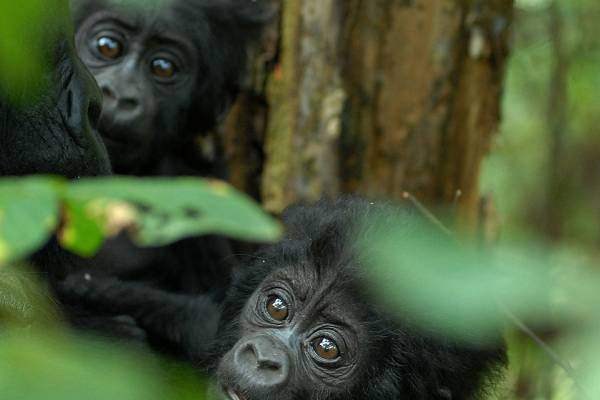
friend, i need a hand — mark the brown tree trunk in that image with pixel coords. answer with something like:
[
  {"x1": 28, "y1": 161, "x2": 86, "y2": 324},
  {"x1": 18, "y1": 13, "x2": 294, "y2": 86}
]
[{"x1": 223, "y1": 0, "x2": 514, "y2": 228}]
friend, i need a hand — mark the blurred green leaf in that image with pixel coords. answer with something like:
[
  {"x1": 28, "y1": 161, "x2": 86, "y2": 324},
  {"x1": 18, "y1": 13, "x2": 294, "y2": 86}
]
[
  {"x1": 0, "y1": 264, "x2": 59, "y2": 325},
  {"x1": 0, "y1": 176, "x2": 280, "y2": 261},
  {"x1": 361, "y1": 218, "x2": 589, "y2": 343},
  {"x1": 0, "y1": 178, "x2": 60, "y2": 264},
  {"x1": 59, "y1": 198, "x2": 105, "y2": 258},
  {"x1": 65, "y1": 177, "x2": 282, "y2": 247},
  {"x1": 0, "y1": 0, "x2": 46, "y2": 98},
  {"x1": 0, "y1": 0, "x2": 72, "y2": 101},
  {"x1": 0, "y1": 331, "x2": 168, "y2": 400}
]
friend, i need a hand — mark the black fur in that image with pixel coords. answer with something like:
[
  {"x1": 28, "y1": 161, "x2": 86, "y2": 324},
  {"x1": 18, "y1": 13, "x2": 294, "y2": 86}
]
[
  {"x1": 68, "y1": 0, "x2": 273, "y2": 296},
  {"x1": 0, "y1": 0, "x2": 143, "y2": 336},
  {"x1": 70, "y1": 0, "x2": 273, "y2": 175},
  {"x1": 61, "y1": 197, "x2": 506, "y2": 399},
  {"x1": 0, "y1": 3, "x2": 109, "y2": 177}
]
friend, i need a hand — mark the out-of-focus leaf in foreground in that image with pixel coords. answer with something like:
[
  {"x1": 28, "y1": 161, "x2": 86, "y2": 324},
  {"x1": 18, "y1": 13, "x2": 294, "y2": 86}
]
[
  {"x1": 0, "y1": 267, "x2": 209, "y2": 400},
  {"x1": 0, "y1": 0, "x2": 71, "y2": 101},
  {"x1": 0, "y1": 0, "x2": 45, "y2": 97},
  {"x1": 0, "y1": 176, "x2": 281, "y2": 259},
  {"x1": 0, "y1": 331, "x2": 167, "y2": 400},
  {"x1": 362, "y1": 211, "x2": 600, "y2": 397},
  {"x1": 0, "y1": 178, "x2": 60, "y2": 264},
  {"x1": 361, "y1": 217, "x2": 577, "y2": 343},
  {"x1": 0, "y1": 264, "x2": 59, "y2": 325},
  {"x1": 65, "y1": 177, "x2": 282, "y2": 248},
  {"x1": 59, "y1": 198, "x2": 106, "y2": 257}
]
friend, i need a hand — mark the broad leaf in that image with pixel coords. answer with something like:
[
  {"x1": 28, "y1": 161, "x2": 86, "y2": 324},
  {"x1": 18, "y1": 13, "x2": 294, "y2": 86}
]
[
  {"x1": 65, "y1": 177, "x2": 282, "y2": 246},
  {"x1": 0, "y1": 178, "x2": 60, "y2": 264},
  {"x1": 0, "y1": 332, "x2": 166, "y2": 400}
]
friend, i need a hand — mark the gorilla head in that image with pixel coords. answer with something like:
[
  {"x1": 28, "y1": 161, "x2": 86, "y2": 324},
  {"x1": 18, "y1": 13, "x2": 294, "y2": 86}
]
[
  {"x1": 0, "y1": 0, "x2": 110, "y2": 177},
  {"x1": 70, "y1": 0, "x2": 271, "y2": 174},
  {"x1": 208, "y1": 198, "x2": 506, "y2": 400}
]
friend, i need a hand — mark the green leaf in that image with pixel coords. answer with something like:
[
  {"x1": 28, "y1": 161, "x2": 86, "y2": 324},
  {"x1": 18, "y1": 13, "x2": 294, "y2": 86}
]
[
  {"x1": 0, "y1": 177, "x2": 61, "y2": 264},
  {"x1": 0, "y1": 0, "x2": 46, "y2": 99},
  {"x1": 0, "y1": 331, "x2": 168, "y2": 400},
  {"x1": 58, "y1": 198, "x2": 105, "y2": 257},
  {"x1": 0, "y1": 0, "x2": 72, "y2": 102},
  {"x1": 65, "y1": 177, "x2": 282, "y2": 246},
  {"x1": 362, "y1": 218, "x2": 558, "y2": 344}
]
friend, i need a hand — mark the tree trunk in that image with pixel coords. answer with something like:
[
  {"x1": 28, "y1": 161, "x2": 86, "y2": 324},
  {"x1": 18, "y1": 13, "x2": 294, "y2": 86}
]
[{"x1": 223, "y1": 0, "x2": 514, "y2": 228}]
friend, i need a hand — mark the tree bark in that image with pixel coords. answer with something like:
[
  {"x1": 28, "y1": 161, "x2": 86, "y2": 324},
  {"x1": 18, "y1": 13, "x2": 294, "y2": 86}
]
[{"x1": 223, "y1": 0, "x2": 514, "y2": 228}]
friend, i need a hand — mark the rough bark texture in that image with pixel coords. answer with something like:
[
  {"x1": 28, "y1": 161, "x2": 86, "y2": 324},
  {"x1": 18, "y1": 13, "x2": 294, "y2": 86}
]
[{"x1": 222, "y1": 0, "x2": 514, "y2": 227}]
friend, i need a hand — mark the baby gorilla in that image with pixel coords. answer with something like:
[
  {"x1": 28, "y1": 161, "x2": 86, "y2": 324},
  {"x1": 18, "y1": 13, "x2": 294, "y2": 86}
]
[
  {"x1": 70, "y1": 0, "x2": 271, "y2": 175},
  {"x1": 68, "y1": 0, "x2": 272, "y2": 295},
  {"x1": 61, "y1": 198, "x2": 506, "y2": 399}
]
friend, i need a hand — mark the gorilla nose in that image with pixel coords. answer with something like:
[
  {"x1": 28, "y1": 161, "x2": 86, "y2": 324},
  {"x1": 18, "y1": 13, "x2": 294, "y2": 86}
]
[
  {"x1": 233, "y1": 335, "x2": 290, "y2": 389},
  {"x1": 100, "y1": 84, "x2": 143, "y2": 121}
]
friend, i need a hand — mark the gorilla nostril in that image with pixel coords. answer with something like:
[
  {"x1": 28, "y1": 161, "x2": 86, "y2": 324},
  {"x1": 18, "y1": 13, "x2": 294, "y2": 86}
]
[
  {"x1": 258, "y1": 358, "x2": 282, "y2": 371},
  {"x1": 101, "y1": 86, "x2": 114, "y2": 99},
  {"x1": 120, "y1": 98, "x2": 140, "y2": 111},
  {"x1": 66, "y1": 90, "x2": 73, "y2": 118},
  {"x1": 239, "y1": 342, "x2": 258, "y2": 365}
]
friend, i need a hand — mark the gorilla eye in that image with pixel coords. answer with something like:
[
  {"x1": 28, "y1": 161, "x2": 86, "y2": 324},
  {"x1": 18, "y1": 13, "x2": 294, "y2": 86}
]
[
  {"x1": 266, "y1": 296, "x2": 289, "y2": 321},
  {"x1": 151, "y1": 58, "x2": 177, "y2": 79},
  {"x1": 312, "y1": 337, "x2": 340, "y2": 360},
  {"x1": 97, "y1": 36, "x2": 122, "y2": 59}
]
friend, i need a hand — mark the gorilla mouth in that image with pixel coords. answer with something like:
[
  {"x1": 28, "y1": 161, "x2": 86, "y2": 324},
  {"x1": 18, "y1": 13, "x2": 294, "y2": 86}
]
[{"x1": 224, "y1": 386, "x2": 247, "y2": 400}]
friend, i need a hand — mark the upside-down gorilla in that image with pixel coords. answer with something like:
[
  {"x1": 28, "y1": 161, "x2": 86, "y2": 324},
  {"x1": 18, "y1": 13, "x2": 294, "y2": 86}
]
[
  {"x1": 62, "y1": 198, "x2": 506, "y2": 399},
  {"x1": 70, "y1": 0, "x2": 271, "y2": 175}
]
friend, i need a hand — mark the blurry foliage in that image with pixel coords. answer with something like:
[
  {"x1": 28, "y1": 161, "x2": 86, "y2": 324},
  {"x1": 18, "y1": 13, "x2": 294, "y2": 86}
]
[
  {"x1": 481, "y1": 0, "x2": 600, "y2": 248},
  {"x1": 0, "y1": 0, "x2": 72, "y2": 102},
  {"x1": 0, "y1": 176, "x2": 278, "y2": 400},
  {"x1": 0, "y1": 330, "x2": 208, "y2": 400},
  {"x1": 479, "y1": 0, "x2": 600, "y2": 398},
  {"x1": 0, "y1": 176, "x2": 281, "y2": 263},
  {"x1": 363, "y1": 211, "x2": 600, "y2": 399},
  {"x1": 0, "y1": 0, "x2": 599, "y2": 399}
]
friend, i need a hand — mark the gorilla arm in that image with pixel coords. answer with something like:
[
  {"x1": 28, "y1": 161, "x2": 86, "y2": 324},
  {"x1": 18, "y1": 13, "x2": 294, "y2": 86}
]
[{"x1": 59, "y1": 273, "x2": 219, "y2": 359}]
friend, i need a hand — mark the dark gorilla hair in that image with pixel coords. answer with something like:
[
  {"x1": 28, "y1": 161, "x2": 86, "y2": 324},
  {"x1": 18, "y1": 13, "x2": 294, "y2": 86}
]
[
  {"x1": 175, "y1": 0, "x2": 273, "y2": 134},
  {"x1": 66, "y1": 0, "x2": 274, "y2": 298},
  {"x1": 70, "y1": 0, "x2": 273, "y2": 174},
  {"x1": 60, "y1": 197, "x2": 506, "y2": 400},
  {"x1": 206, "y1": 197, "x2": 506, "y2": 399}
]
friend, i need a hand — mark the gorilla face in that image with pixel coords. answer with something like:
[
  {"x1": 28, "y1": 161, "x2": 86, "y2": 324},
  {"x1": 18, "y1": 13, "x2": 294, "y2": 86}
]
[
  {"x1": 0, "y1": 0, "x2": 110, "y2": 178},
  {"x1": 72, "y1": 0, "x2": 200, "y2": 173},
  {"x1": 206, "y1": 198, "x2": 506, "y2": 400},
  {"x1": 214, "y1": 263, "x2": 369, "y2": 400},
  {"x1": 71, "y1": 0, "x2": 272, "y2": 175}
]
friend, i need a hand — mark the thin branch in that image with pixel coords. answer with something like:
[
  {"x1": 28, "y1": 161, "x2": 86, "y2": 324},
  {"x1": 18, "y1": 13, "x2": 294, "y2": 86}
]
[
  {"x1": 402, "y1": 191, "x2": 453, "y2": 236},
  {"x1": 499, "y1": 303, "x2": 590, "y2": 400}
]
